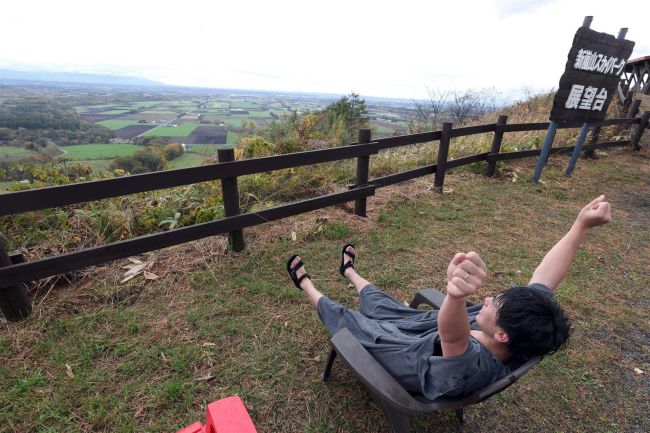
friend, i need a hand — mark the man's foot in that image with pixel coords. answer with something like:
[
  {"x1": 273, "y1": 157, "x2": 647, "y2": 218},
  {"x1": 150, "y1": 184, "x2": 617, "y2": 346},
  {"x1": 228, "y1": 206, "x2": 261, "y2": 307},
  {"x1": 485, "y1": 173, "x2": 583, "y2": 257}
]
[
  {"x1": 340, "y1": 244, "x2": 356, "y2": 278},
  {"x1": 287, "y1": 254, "x2": 311, "y2": 290}
]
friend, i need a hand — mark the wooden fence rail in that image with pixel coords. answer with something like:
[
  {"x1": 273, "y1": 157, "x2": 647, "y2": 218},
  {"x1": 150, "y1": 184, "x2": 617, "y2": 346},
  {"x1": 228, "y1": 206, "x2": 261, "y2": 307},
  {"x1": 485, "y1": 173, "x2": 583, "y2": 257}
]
[{"x1": 0, "y1": 114, "x2": 647, "y2": 320}]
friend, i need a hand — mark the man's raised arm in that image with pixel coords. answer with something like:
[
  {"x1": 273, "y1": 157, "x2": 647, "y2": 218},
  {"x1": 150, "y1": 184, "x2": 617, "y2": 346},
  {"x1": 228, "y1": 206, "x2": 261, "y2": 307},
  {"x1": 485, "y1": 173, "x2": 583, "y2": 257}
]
[
  {"x1": 439, "y1": 252, "x2": 487, "y2": 357},
  {"x1": 529, "y1": 195, "x2": 612, "y2": 291}
]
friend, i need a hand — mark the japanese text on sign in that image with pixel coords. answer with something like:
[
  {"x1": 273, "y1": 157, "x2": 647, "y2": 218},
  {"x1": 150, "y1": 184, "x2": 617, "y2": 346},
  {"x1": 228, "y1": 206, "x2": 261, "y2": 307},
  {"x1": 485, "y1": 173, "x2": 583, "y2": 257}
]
[
  {"x1": 573, "y1": 49, "x2": 626, "y2": 75},
  {"x1": 564, "y1": 85, "x2": 607, "y2": 111}
]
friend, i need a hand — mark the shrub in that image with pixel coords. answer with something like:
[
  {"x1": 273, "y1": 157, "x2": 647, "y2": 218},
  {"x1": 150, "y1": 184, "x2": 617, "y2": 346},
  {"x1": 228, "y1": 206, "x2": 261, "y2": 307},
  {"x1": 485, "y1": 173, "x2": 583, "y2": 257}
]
[
  {"x1": 240, "y1": 136, "x2": 277, "y2": 158},
  {"x1": 110, "y1": 151, "x2": 165, "y2": 174},
  {"x1": 163, "y1": 143, "x2": 184, "y2": 160}
]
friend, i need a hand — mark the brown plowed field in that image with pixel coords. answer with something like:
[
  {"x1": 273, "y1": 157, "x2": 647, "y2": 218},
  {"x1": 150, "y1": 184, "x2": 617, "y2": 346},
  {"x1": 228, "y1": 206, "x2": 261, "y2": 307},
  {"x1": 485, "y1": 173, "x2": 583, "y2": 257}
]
[
  {"x1": 80, "y1": 113, "x2": 121, "y2": 122},
  {"x1": 118, "y1": 113, "x2": 177, "y2": 122},
  {"x1": 113, "y1": 124, "x2": 157, "y2": 139},
  {"x1": 178, "y1": 126, "x2": 227, "y2": 144}
]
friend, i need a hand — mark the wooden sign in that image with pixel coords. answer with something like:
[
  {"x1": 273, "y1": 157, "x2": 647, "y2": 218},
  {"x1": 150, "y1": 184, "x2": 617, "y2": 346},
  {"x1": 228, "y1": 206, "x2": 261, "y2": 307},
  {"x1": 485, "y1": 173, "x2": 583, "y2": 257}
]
[{"x1": 550, "y1": 26, "x2": 635, "y2": 123}]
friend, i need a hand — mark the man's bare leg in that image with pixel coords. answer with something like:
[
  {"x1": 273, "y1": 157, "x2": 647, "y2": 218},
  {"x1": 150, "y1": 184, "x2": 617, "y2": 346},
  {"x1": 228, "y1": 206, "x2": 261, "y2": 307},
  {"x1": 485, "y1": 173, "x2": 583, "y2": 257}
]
[
  {"x1": 289, "y1": 255, "x2": 324, "y2": 307},
  {"x1": 342, "y1": 245, "x2": 372, "y2": 294}
]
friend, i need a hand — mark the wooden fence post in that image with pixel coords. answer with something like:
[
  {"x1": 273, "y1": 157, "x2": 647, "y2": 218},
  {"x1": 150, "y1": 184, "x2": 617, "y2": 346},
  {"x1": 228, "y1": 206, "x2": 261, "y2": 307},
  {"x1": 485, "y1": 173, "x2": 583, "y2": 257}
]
[
  {"x1": 0, "y1": 245, "x2": 32, "y2": 321},
  {"x1": 631, "y1": 112, "x2": 650, "y2": 150},
  {"x1": 434, "y1": 122, "x2": 453, "y2": 191},
  {"x1": 486, "y1": 115, "x2": 508, "y2": 177},
  {"x1": 354, "y1": 128, "x2": 372, "y2": 217},
  {"x1": 217, "y1": 148, "x2": 245, "y2": 252},
  {"x1": 583, "y1": 125, "x2": 601, "y2": 159}
]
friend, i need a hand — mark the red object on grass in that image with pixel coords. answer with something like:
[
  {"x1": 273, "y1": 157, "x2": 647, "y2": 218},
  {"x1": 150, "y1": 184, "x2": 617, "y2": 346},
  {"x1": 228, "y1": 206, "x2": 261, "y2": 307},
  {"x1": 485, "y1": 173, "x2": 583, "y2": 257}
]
[{"x1": 176, "y1": 395, "x2": 257, "y2": 433}]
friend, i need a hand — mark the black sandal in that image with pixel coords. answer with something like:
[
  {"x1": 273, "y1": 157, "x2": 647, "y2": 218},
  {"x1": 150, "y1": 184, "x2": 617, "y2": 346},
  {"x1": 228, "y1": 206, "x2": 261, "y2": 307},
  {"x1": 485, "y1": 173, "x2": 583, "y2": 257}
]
[
  {"x1": 339, "y1": 243, "x2": 356, "y2": 277},
  {"x1": 287, "y1": 254, "x2": 311, "y2": 290}
]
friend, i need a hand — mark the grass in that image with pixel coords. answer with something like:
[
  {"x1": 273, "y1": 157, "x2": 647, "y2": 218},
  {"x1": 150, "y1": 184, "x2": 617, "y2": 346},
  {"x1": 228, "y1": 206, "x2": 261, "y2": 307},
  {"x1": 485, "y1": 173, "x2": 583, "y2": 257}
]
[
  {"x1": 224, "y1": 118, "x2": 245, "y2": 127},
  {"x1": 226, "y1": 131, "x2": 241, "y2": 145},
  {"x1": 189, "y1": 145, "x2": 223, "y2": 155},
  {"x1": 144, "y1": 123, "x2": 199, "y2": 137},
  {"x1": 59, "y1": 143, "x2": 142, "y2": 160},
  {"x1": 230, "y1": 100, "x2": 260, "y2": 109},
  {"x1": 246, "y1": 110, "x2": 271, "y2": 117},
  {"x1": 166, "y1": 153, "x2": 206, "y2": 169},
  {"x1": 1, "y1": 146, "x2": 649, "y2": 432}
]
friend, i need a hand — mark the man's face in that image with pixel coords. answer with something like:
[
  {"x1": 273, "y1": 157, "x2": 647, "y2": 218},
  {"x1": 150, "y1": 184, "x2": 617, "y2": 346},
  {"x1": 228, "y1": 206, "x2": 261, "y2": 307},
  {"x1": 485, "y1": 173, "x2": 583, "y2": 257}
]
[{"x1": 476, "y1": 295, "x2": 501, "y2": 336}]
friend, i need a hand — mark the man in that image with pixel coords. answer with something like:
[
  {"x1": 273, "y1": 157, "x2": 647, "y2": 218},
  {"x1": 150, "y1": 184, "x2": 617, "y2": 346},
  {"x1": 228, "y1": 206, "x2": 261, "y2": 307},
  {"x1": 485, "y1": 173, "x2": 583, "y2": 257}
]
[{"x1": 286, "y1": 195, "x2": 612, "y2": 399}]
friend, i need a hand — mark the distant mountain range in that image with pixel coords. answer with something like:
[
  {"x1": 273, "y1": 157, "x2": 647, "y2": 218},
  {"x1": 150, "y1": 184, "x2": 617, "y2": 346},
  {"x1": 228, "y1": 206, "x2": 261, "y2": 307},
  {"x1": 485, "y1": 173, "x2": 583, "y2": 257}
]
[{"x1": 0, "y1": 69, "x2": 165, "y2": 87}]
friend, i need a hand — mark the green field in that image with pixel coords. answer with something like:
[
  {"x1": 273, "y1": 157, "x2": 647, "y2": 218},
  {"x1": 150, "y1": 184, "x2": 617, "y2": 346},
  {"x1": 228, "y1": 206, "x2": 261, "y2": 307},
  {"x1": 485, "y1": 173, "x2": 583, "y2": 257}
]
[
  {"x1": 190, "y1": 145, "x2": 223, "y2": 155},
  {"x1": 226, "y1": 131, "x2": 241, "y2": 145},
  {"x1": 60, "y1": 143, "x2": 142, "y2": 160},
  {"x1": 247, "y1": 110, "x2": 272, "y2": 117},
  {"x1": 141, "y1": 110, "x2": 176, "y2": 115},
  {"x1": 167, "y1": 153, "x2": 205, "y2": 169},
  {"x1": 230, "y1": 100, "x2": 260, "y2": 109},
  {"x1": 144, "y1": 122, "x2": 198, "y2": 137},
  {"x1": 222, "y1": 117, "x2": 245, "y2": 127},
  {"x1": 97, "y1": 120, "x2": 143, "y2": 130}
]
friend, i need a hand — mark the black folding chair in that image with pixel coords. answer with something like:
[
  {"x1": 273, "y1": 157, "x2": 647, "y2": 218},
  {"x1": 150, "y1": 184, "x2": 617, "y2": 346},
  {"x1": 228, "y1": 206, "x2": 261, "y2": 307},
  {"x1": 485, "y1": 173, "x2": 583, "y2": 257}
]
[{"x1": 321, "y1": 288, "x2": 541, "y2": 433}]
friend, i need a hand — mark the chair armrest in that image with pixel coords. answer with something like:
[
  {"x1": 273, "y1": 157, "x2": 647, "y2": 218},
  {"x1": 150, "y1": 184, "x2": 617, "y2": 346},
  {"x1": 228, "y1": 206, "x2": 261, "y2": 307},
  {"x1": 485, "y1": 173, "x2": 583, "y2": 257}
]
[
  {"x1": 409, "y1": 288, "x2": 446, "y2": 309},
  {"x1": 331, "y1": 328, "x2": 426, "y2": 415},
  {"x1": 409, "y1": 288, "x2": 475, "y2": 309}
]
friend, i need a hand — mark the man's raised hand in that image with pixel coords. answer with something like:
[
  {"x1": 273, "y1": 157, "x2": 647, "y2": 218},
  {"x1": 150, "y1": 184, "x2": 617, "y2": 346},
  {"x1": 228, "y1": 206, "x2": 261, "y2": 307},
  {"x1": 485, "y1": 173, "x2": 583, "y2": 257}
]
[
  {"x1": 446, "y1": 251, "x2": 487, "y2": 300},
  {"x1": 576, "y1": 195, "x2": 613, "y2": 230}
]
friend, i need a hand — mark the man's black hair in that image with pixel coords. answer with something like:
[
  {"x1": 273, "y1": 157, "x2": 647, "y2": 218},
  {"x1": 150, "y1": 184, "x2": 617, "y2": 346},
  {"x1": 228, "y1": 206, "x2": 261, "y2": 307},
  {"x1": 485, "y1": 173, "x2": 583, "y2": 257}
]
[{"x1": 495, "y1": 287, "x2": 571, "y2": 357}]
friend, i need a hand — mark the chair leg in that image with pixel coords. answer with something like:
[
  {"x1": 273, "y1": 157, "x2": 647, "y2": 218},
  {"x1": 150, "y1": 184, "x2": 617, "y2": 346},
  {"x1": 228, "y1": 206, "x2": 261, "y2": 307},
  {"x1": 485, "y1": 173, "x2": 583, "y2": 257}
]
[
  {"x1": 321, "y1": 348, "x2": 337, "y2": 381},
  {"x1": 454, "y1": 408, "x2": 464, "y2": 425},
  {"x1": 381, "y1": 403, "x2": 411, "y2": 433}
]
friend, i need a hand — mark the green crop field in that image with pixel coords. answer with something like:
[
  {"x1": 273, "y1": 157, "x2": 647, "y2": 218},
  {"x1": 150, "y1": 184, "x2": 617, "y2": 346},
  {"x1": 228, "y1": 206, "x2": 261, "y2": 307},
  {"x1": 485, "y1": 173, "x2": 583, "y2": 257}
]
[
  {"x1": 222, "y1": 117, "x2": 245, "y2": 127},
  {"x1": 230, "y1": 100, "x2": 260, "y2": 109},
  {"x1": 97, "y1": 120, "x2": 143, "y2": 130},
  {"x1": 167, "y1": 153, "x2": 205, "y2": 169},
  {"x1": 128, "y1": 101, "x2": 168, "y2": 109},
  {"x1": 144, "y1": 122, "x2": 198, "y2": 137},
  {"x1": 247, "y1": 110, "x2": 272, "y2": 117},
  {"x1": 141, "y1": 110, "x2": 176, "y2": 115},
  {"x1": 226, "y1": 131, "x2": 241, "y2": 145},
  {"x1": 59, "y1": 143, "x2": 141, "y2": 160},
  {"x1": 190, "y1": 145, "x2": 223, "y2": 155}
]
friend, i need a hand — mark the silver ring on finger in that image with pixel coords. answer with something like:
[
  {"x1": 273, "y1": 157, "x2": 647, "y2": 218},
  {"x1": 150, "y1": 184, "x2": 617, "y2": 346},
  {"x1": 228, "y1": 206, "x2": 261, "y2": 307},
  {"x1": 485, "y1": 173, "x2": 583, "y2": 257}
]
[{"x1": 463, "y1": 273, "x2": 472, "y2": 282}]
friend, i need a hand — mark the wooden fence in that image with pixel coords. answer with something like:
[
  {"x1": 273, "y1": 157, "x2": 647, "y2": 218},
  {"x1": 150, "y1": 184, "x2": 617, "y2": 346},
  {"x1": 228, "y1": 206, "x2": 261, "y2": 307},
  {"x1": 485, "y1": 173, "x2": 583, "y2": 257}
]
[{"x1": 1, "y1": 114, "x2": 649, "y2": 320}]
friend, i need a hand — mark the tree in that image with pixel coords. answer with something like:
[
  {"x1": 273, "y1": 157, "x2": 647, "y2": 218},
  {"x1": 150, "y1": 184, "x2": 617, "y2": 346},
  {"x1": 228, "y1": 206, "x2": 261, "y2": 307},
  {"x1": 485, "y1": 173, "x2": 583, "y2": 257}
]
[
  {"x1": 163, "y1": 143, "x2": 184, "y2": 160},
  {"x1": 323, "y1": 92, "x2": 368, "y2": 144},
  {"x1": 110, "y1": 151, "x2": 165, "y2": 174}
]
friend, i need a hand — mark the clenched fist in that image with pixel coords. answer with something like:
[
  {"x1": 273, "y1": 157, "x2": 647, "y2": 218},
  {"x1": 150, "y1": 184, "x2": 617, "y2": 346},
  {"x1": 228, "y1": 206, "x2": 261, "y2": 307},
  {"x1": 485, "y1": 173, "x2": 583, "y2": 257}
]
[
  {"x1": 446, "y1": 251, "x2": 487, "y2": 300},
  {"x1": 576, "y1": 195, "x2": 613, "y2": 230}
]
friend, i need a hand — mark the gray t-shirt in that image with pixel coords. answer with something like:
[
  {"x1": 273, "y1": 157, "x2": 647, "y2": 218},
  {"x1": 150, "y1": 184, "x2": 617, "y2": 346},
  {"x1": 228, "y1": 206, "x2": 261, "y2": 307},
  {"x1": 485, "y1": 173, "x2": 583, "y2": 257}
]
[{"x1": 316, "y1": 283, "x2": 553, "y2": 400}]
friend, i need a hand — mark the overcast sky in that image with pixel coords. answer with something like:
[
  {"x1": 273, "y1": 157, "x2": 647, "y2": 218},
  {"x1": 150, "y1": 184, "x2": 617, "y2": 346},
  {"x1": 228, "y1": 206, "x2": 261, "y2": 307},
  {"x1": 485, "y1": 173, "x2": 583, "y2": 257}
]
[{"x1": 1, "y1": 0, "x2": 648, "y2": 100}]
